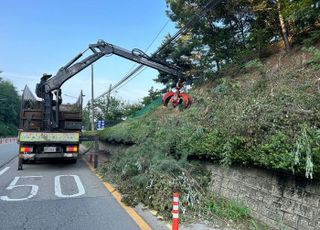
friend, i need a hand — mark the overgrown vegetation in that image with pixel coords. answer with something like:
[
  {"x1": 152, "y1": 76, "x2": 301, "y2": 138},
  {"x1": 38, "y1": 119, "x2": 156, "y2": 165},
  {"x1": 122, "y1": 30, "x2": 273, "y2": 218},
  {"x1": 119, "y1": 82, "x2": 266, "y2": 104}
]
[
  {"x1": 97, "y1": 45, "x2": 320, "y2": 226},
  {"x1": 98, "y1": 142, "x2": 253, "y2": 226},
  {"x1": 100, "y1": 46, "x2": 320, "y2": 178},
  {"x1": 98, "y1": 144, "x2": 209, "y2": 220}
]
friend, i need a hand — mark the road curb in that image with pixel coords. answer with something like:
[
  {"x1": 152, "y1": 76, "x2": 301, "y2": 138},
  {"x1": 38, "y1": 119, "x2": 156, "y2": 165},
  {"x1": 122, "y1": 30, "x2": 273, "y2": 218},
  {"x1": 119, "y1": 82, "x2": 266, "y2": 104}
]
[{"x1": 82, "y1": 156, "x2": 152, "y2": 230}]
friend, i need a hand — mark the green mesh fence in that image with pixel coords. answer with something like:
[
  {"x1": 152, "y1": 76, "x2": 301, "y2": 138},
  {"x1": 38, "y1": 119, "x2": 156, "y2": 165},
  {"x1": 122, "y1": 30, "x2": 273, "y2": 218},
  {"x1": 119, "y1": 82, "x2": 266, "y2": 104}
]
[{"x1": 128, "y1": 97, "x2": 162, "y2": 119}]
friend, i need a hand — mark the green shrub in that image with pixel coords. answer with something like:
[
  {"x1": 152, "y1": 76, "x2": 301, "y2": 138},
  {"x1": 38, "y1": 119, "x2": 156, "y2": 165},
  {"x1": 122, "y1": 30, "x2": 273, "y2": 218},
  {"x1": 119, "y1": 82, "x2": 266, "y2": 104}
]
[
  {"x1": 99, "y1": 57, "x2": 320, "y2": 178},
  {"x1": 302, "y1": 31, "x2": 320, "y2": 47},
  {"x1": 304, "y1": 46, "x2": 320, "y2": 69},
  {"x1": 98, "y1": 141, "x2": 210, "y2": 219},
  {"x1": 244, "y1": 59, "x2": 265, "y2": 74}
]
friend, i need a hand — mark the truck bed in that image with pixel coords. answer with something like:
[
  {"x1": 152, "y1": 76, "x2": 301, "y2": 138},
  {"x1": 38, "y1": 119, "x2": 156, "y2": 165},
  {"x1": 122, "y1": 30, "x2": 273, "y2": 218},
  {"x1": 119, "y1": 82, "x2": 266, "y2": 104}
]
[{"x1": 19, "y1": 86, "x2": 83, "y2": 132}]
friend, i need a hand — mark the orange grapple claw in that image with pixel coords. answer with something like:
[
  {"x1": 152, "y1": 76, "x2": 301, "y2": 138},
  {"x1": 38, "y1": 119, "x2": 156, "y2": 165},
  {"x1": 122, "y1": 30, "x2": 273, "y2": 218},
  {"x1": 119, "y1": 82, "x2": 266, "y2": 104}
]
[{"x1": 163, "y1": 91, "x2": 192, "y2": 109}]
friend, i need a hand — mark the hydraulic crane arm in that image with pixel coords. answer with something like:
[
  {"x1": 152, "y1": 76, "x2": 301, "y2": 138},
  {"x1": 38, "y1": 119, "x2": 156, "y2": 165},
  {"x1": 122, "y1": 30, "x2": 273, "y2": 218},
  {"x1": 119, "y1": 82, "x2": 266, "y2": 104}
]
[
  {"x1": 44, "y1": 40, "x2": 183, "y2": 94},
  {"x1": 36, "y1": 40, "x2": 184, "y2": 130}
]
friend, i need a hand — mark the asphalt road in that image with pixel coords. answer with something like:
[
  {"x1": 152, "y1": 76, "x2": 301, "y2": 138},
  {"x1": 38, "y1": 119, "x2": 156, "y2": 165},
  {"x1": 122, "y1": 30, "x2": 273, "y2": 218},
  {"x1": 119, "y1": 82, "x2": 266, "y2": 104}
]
[
  {"x1": 0, "y1": 143, "x2": 140, "y2": 230},
  {"x1": 0, "y1": 143, "x2": 18, "y2": 168}
]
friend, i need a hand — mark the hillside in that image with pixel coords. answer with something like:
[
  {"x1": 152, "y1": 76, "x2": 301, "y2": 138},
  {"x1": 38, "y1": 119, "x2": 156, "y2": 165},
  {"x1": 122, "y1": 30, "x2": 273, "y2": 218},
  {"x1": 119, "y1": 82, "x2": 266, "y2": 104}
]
[{"x1": 97, "y1": 44, "x2": 320, "y2": 226}]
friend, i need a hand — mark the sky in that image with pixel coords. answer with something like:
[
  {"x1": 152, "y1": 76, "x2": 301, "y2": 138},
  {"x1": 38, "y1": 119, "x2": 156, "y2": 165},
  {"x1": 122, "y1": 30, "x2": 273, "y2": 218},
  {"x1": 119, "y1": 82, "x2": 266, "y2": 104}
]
[{"x1": 0, "y1": 0, "x2": 176, "y2": 105}]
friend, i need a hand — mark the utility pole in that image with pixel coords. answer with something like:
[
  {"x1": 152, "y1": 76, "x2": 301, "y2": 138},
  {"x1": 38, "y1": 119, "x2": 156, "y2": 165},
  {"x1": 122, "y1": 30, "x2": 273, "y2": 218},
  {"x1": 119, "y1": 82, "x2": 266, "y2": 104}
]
[{"x1": 91, "y1": 65, "x2": 95, "y2": 131}]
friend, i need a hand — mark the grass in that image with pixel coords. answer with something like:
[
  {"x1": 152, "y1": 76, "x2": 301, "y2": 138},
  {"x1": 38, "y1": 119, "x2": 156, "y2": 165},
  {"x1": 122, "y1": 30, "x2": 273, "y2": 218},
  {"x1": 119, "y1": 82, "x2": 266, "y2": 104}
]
[{"x1": 207, "y1": 198, "x2": 250, "y2": 221}]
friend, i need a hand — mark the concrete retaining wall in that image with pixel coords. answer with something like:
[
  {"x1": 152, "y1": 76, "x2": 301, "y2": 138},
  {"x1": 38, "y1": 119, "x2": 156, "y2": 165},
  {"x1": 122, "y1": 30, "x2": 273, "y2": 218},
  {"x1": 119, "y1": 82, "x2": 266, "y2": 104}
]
[{"x1": 206, "y1": 164, "x2": 320, "y2": 230}]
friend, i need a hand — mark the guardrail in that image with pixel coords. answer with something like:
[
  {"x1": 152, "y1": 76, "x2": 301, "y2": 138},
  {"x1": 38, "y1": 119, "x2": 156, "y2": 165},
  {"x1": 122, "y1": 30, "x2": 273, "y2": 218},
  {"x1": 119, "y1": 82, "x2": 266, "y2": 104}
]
[{"x1": 0, "y1": 137, "x2": 18, "y2": 144}]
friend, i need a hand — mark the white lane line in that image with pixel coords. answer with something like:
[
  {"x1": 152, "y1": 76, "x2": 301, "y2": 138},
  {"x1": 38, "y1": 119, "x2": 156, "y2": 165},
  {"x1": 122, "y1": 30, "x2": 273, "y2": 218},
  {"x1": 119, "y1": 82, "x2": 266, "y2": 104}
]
[{"x1": 0, "y1": 167, "x2": 10, "y2": 176}]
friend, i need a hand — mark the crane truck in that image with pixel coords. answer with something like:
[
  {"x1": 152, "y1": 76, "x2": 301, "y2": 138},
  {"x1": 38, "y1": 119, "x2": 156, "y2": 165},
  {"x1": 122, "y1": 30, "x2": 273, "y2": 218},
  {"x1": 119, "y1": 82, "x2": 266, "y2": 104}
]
[{"x1": 18, "y1": 40, "x2": 191, "y2": 170}]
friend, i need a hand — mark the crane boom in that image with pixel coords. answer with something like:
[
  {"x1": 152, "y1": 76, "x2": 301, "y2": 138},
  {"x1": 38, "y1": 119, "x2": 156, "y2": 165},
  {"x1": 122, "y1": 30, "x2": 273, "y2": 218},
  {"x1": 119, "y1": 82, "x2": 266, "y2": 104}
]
[
  {"x1": 35, "y1": 40, "x2": 184, "y2": 130},
  {"x1": 43, "y1": 40, "x2": 182, "y2": 94}
]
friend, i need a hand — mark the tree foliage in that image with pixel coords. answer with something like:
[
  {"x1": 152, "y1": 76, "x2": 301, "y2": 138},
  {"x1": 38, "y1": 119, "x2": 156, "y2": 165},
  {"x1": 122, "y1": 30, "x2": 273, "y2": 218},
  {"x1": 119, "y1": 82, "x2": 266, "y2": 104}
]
[
  {"x1": 155, "y1": 0, "x2": 320, "y2": 84},
  {"x1": 82, "y1": 95, "x2": 143, "y2": 130},
  {"x1": 0, "y1": 77, "x2": 20, "y2": 136},
  {"x1": 141, "y1": 87, "x2": 162, "y2": 106}
]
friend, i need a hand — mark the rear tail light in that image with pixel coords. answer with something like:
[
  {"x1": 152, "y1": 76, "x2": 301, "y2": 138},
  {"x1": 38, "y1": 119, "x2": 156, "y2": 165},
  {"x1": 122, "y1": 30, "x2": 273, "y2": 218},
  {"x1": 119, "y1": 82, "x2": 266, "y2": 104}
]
[
  {"x1": 66, "y1": 146, "x2": 78, "y2": 153},
  {"x1": 20, "y1": 146, "x2": 33, "y2": 153}
]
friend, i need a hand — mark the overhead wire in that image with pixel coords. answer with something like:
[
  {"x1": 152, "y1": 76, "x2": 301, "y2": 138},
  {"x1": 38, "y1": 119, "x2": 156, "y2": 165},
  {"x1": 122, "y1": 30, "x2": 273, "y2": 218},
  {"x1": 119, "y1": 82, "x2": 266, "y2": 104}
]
[
  {"x1": 120, "y1": 20, "x2": 170, "y2": 79},
  {"x1": 113, "y1": 67, "x2": 147, "y2": 92},
  {"x1": 95, "y1": 20, "x2": 171, "y2": 100},
  {"x1": 110, "y1": 20, "x2": 171, "y2": 93},
  {"x1": 95, "y1": 0, "x2": 224, "y2": 100},
  {"x1": 63, "y1": 93, "x2": 78, "y2": 99}
]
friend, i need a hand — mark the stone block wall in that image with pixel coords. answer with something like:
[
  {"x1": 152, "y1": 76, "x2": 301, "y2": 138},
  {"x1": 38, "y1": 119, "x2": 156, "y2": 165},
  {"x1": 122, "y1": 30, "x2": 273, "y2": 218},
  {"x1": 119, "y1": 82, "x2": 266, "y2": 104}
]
[{"x1": 206, "y1": 164, "x2": 320, "y2": 230}]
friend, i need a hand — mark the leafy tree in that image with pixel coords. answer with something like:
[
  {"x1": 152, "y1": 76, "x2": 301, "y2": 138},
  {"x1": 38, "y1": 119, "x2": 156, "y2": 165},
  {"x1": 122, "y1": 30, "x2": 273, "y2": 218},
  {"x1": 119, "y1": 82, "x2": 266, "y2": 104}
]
[
  {"x1": 158, "y1": 0, "x2": 320, "y2": 83},
  {"x1": 141, "y1": 87, "x2": 162, "y2": 105},
  {"x1": 82, "y1": 95, "x2": 143, "y2": 130},
  {"x1": 122, "y1": 103, "x2": 143, "y2": 118},
  {"x1": 282, "y1": 0, "x2": 320, "y2": 32},
  {"x1": 0, "y1": 77, "x2": 20, "y2": 136},
  {"x1": 155, "y1": 34, "x2": 196, "y2": 86},
  {"x1": 82, "y1": 103, "x2": 91, "y2": 130}
]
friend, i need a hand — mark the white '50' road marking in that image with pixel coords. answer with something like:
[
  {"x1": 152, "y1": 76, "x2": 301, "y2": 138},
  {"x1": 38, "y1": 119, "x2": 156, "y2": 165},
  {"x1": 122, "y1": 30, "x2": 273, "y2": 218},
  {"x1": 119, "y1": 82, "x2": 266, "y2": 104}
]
[
  {"x1": 54, "y1": 175, "x2": 85, "y2": 198},
  {"x1": 0, "y1": 176, "x2": 43, "y2": 201}
]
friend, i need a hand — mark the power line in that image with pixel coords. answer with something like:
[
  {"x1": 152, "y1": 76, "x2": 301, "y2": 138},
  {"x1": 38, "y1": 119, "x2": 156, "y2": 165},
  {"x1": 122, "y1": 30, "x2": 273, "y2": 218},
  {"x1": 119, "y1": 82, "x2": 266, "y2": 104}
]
[
  {"x1": 121, "y1": 20, "x2": 171, "y2": 78},
  {"x1": 113, "y1": 66, "x2": 147, "y2": 92},
  {"x1": 95, "y1": 0, "x2": 224, "y2": 100},
  {"x1": 95, "y1": 64, "x2": 145, "y2": 99},
  {"x1": 63, "y1": 93, "x2": 78, "y2": 99},
  {"x1": 95, "y1": 20, "x2": 171, "y2": 100},
  {"x1": 145, "y1": 20, "x2": 170, "y2": 53},
  {"x1": 114, "y1": 21, "x2": 171, "y2": 91},
  {"x1": 116, "y1": 21, "x2": 171, "y2": 89}
]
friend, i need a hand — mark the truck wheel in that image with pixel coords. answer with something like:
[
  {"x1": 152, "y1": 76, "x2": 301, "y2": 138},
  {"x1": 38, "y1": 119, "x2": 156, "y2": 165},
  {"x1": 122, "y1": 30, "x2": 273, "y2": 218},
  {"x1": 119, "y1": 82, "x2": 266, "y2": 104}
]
[{"x1": 18, "y1": 158, "x2": 23, "y2": 170}]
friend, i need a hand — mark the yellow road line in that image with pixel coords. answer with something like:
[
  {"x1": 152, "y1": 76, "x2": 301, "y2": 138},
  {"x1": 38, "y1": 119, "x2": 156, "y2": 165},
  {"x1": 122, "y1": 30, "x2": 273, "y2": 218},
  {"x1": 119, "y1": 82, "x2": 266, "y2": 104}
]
[{"x1": 82, "y1": 157, "x2": 151, "y2": 230}]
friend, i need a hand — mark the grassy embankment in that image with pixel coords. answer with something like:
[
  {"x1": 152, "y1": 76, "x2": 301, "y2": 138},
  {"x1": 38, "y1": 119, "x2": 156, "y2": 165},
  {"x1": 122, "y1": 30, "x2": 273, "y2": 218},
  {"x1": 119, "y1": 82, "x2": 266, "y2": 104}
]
[{"x1": 95, "y1": 44, "x2": 320, "y2": 226}]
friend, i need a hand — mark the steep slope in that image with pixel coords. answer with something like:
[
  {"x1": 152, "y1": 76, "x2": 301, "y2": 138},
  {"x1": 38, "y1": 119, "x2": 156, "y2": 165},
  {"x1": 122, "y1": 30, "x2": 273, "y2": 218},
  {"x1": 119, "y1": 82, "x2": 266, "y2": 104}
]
[
  {"x1": 97, "y1": 44, "x2": 320, "y2": 225},
  {"x1": 100, "y1": 45, "x2": 320, "y2": 178}
]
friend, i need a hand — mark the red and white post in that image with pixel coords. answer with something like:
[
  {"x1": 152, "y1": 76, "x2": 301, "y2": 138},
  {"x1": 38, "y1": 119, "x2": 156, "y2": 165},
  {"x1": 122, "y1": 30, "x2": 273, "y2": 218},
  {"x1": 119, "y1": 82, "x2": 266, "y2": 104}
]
[{"x1": 172, "y1": 193, "x2": 179, "y2": 230}]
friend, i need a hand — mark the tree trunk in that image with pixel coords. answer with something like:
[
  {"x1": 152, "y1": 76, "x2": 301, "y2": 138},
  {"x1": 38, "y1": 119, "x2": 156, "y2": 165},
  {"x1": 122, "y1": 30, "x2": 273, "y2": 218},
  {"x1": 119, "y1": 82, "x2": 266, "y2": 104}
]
[
  {"x1": 276, "y1": 0, "x2": 290, "y2": 51},
  {"x1": 215, "y1": 59, "x2": 220, "y2": 71}
]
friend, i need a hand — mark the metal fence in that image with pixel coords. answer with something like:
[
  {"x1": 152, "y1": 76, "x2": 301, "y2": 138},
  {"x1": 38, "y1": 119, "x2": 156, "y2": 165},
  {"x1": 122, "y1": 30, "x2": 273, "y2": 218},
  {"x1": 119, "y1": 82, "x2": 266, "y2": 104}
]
[{"x1": 128, "y1": 97, "x2": 162, "y2": 119}]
